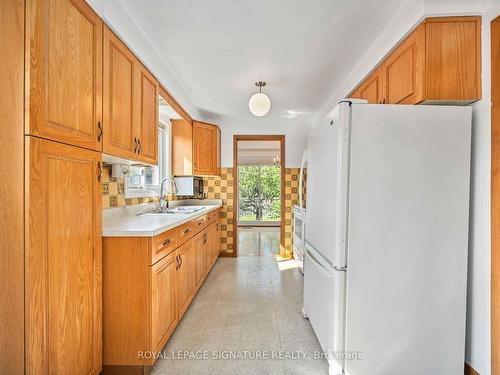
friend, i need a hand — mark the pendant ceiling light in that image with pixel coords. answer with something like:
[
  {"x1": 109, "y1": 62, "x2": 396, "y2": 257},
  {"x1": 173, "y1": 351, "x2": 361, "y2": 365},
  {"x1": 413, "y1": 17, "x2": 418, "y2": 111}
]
[{"x1": 248, "y1": 81, "x2": 271, "y2": 117}]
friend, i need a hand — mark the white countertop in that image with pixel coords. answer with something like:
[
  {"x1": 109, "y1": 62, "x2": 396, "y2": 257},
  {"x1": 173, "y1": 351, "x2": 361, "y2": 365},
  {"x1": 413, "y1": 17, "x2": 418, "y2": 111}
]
[{"x1": 102, "y1": 199, "x2": 223, "y2": 237}]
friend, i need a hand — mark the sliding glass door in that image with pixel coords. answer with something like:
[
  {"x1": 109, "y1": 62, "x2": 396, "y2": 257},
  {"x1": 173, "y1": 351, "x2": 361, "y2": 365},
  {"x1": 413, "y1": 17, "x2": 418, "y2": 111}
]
[{"x1": 238, "y1": 164, "x2": 281, "y2": 225}]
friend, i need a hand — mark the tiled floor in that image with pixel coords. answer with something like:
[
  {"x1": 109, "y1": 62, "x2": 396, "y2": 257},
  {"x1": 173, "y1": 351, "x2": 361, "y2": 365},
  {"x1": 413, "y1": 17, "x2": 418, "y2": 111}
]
[{"x1": 151, "y1": 227, "x2": 329, "y2": 375}]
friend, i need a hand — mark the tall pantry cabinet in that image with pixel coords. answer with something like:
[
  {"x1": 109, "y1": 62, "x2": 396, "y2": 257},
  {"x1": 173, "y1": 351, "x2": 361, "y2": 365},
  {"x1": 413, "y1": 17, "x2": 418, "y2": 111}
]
[{"x1": 24, "y1": 0, "x2": 103, "y2": 374}]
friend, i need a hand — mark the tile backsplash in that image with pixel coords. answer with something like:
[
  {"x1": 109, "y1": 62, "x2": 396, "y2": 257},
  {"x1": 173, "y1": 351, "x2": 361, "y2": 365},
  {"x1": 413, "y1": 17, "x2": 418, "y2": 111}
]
[{"x1": 100, "y1": 165, "x2": 306, "y2": 257}]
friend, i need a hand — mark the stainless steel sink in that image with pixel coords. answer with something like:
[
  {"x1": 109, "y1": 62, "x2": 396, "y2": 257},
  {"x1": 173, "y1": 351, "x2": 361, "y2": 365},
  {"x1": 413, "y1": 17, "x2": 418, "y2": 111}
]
[{"x1": 149, "y1": 206, "x2": 206, "y2": 215}]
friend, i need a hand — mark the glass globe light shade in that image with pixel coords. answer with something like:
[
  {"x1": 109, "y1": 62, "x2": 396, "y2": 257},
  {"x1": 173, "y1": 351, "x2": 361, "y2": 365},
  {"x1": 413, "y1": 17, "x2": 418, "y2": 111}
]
[{"x1": 248, "y1": 92, "x2": 271, "y2": 117}]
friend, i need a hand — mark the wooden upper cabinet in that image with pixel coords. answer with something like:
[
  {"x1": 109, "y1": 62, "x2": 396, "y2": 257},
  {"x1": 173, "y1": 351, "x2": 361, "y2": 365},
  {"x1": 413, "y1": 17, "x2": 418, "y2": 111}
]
[
  {"x1": 351, "y1": 16, "x2": 481, "y2": 105},
  {"x1": 383, "y1": 24, "x2": 425, "y2": 104},
  {"x1": 27, "y1": 0, "x2": 103, "y2": 151},
  {"x1": 103, "y1": 26, "x2": 159, "y2": 164},
  {"x1": 26, "y1": 137, "x2": 102, "y2": 375},
  {"x1": 135, "y1": 66, "x2": 159, "y2": 164},
  {"x1": 424, "y1": 17, "x2": 482, "y2": 102},
  {"x1": 193, "y1": 121, "x2": 221, "y2": 176},
  {"x1": 357, "y1": 66, "x2": 385, "y2": 104},
  {"x1": 103, "y1": 26, "x2": 137, "y2": 160},
  {"x1": 151, "y1": 251, "x2": 178, "y2": 354},
  {"x1": 171, "y1": 119, "x2": 193, "y2": 175}
]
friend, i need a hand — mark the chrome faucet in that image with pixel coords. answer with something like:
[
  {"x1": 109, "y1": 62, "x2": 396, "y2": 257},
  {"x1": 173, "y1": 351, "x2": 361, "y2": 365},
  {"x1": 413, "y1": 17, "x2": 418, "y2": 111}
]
[{"x1": 158, "y1": 176, "x2": 173, "y2": 211}]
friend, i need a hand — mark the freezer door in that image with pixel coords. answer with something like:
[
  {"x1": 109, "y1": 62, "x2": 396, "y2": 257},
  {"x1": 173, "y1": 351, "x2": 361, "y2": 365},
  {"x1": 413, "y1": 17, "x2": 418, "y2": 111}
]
[
  {"x1": 303, "y1": 246, "x2": 346, "y2": 374},
  {"x1": 305, "y1": 101, "x2": 351, "y2": 267}
]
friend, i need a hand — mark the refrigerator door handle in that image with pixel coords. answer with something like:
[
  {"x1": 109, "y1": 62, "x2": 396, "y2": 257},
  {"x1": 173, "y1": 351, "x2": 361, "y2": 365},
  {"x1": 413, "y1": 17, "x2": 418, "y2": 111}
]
[{"x1": 306, "y1": 249, "x2": 335, "y2": 279}]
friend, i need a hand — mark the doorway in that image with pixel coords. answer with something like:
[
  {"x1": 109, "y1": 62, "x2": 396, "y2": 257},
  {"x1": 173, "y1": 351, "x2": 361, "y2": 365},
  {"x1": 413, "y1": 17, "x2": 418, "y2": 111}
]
[{"x1": 233, "y1": 135, "x2": 285, "y2": 258}]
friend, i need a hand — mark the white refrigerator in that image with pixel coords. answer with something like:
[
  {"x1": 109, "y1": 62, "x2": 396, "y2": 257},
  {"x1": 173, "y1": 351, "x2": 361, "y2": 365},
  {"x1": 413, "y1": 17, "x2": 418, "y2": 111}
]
[{"x1": 303, "y1": 100, "x2": 471, "y2": 375}]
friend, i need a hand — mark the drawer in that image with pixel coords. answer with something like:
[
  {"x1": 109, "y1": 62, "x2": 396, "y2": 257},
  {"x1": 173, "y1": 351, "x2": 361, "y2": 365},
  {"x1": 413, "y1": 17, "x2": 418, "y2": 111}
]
[
  {"x1": 151, "y1": 228, "x2": 177, "y2": 265},
  {"x1": 176, "y1": 221, "x2": 195, "y2": 245},
  {"x1": 193, "y1": 214, "x2": 209, "y2": 234}
]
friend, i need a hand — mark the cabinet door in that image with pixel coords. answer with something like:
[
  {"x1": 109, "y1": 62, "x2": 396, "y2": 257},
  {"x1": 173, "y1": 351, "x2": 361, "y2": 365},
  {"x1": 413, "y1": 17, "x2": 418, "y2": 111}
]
[
  {"x1": 215, "y1": 219, "x2": 221, "y2": 259},
  {"x1": 135, "y1": 65, "x2": 159, "y2": 164},
  {"x1": 151, "y1": 251, "x2": 177, "y2": 353},
  {"x1": 194, "y1": 231, "x2": 207, "y2": 288},
  {"x1": 28, "y1": 0, "x2": 102, "y2": 151},
  {"x1": 26, "y1": 137, "x2": 102, "y2": 375},
  {"x1": 349, "y1": 87, "x2": 362, "y2": 99},
  {"x1": 383, "y1": 24, "x2": 425, "y2": 104},
  {"x1": 424, "y1": 16, "x2": 481, "y2": 102},
  {"x1": 358, "y1": 66, "x2": 385, "y2": 104},
  {"x1": 103, "y1": 26, "x2": 137, "y2": 160},
  {"x1": 177, "y1": 240, "x2": 195, "y2": 318},
  {"x1": 172, "y1": 119, "x2": 193, "y2": 175},
  {"x1": 193, "y1": 121, "x2": 218, "y2": 175},
  {"x1": 205, "y1": 225, "x2": 213, "y2": 272}
]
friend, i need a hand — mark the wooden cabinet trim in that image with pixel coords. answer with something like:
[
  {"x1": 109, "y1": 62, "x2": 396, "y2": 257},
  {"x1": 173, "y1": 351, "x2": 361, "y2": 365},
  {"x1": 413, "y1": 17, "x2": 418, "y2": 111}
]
[{"x1": 159, "y1": 86, "x2": 192, "y2": 125}]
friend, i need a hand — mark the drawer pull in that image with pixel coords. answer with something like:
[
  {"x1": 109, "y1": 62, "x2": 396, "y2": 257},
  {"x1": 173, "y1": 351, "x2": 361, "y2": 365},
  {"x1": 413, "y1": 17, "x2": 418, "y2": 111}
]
[
  {"x1": 183, "y1": 228, "x2": 190, "y2": 235},
  {"x1": 162, "y1": 238, "x2": 173, "y2": 247}
]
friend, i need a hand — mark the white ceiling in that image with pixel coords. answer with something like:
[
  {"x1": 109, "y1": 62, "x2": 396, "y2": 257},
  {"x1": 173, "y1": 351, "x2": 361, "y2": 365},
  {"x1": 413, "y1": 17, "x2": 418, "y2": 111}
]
[{"x1": 118, "y1": 0, "x2": 406, "y2": 123}]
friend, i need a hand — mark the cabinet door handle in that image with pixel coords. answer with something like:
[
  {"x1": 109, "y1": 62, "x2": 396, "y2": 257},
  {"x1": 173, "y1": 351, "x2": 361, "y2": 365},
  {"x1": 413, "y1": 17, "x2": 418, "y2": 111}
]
[
  {"x1": 175, "y1": 255, "x2": 180, "y2": 270},
  {"x1": 179, "y1": 255, "x2": 183, "y2": 268},
  {"x1": 134, "y1": 137, "x2": 138, "y2": 153},
  {"x1": 97, "y1": 162, "x2": 103, "y2": 182},
  {"x1": 137, "y1": 138, "x2": 142, "y2": 154},
  {"x1": 97, "y1": 121, "x2": 103, "y2": 142}
]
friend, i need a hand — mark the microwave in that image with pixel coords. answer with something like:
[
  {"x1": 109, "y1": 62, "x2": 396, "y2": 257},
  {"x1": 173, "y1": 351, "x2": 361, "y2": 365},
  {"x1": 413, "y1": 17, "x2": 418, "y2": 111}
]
[{"x1": 173, "y1": 176, "x2": 204, "y2": 198}]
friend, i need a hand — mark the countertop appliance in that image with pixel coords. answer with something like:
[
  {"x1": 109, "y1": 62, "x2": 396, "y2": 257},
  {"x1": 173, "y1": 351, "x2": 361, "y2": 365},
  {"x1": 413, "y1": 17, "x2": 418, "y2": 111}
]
[
  {"x1": 303, "y1": 100, "x2": 471, "y2": 375},
  {"x1": 173, "y1": 176, "x2": 204, "y2": 198}
]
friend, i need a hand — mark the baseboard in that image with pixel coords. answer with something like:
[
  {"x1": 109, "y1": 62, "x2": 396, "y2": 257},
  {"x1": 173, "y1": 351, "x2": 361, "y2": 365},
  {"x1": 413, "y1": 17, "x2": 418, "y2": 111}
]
[{"x1": 465, "y1": 363, "x2": 480, "y2": 375}]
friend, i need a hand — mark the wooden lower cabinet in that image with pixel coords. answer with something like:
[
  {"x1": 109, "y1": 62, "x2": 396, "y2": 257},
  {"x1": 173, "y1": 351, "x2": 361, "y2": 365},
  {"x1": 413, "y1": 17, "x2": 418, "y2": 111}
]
[
  {"x1": 26, "y1": 136, "x2": 102, "y2": 375},
  {"x1": 103, "y1": 209, "x2": 220, "y2": 373},
  {"x1": 194, "y1": 230, "x2": 207, "y2": 289},
  {"x1": 151, "y1": 251, "x2": 178, "y2": 353},
  {"x1": 177, "y1": 239, "x2": 196, "y2": 319}
]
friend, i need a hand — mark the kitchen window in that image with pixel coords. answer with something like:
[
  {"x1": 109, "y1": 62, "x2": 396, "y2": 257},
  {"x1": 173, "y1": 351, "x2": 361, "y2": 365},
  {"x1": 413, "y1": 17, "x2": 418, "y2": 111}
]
[{"x1": 125, "y1": 122, "x2": 170, "y2": 198}]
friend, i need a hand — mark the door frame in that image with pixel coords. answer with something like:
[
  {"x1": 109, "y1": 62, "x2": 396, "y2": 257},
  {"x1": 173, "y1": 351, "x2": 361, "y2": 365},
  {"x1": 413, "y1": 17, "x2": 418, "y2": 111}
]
[
  {"x1": 492, "y1": 15, "x2": 500, "y2": 375},
  {"x1": 233, "y1": 135, "x2": 285, "y2": 258}
]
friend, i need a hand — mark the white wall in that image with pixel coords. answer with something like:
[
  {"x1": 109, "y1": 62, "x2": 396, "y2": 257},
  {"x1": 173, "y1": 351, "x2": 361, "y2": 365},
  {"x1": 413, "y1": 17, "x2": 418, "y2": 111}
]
[
  {"x1": 217, "y1": 115, "x2": 309, "y2": 167},
  {"x1": 315, "y1": 1, "x2": 496, "y2": 373}
]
